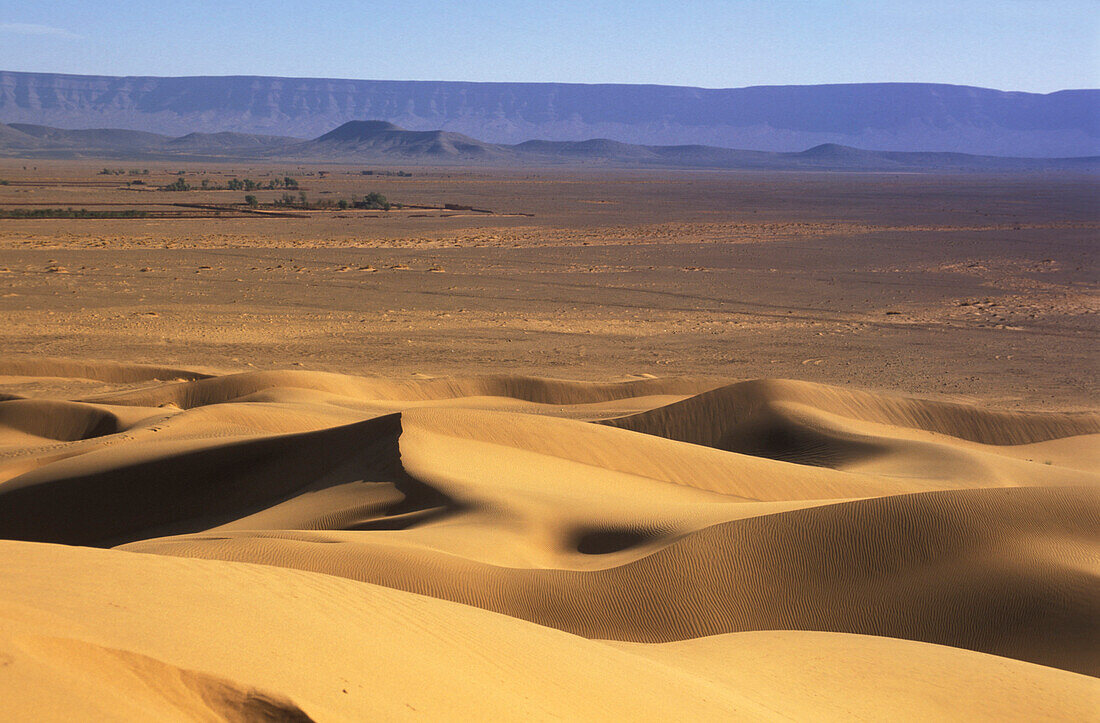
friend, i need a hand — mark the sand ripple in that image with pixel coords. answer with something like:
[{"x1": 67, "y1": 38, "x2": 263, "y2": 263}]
[{"x1": 1, "y1": 361, "x2": 1097, "y2": 719}]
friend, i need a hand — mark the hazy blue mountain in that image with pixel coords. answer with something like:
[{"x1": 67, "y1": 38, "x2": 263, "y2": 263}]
[
  {"x1": 165, "y1": 131, "x2": 300, "y2": 153},
  {"x1": 1, "y1": 119, "x2": 1096, "y2": 171},
  {"x1": 8, "y1": 123, "x2": 169, "y2": 151},
  {"x1": 304, "y1": 120, "x2": 507, "y2": 158},
  {"x1": 0, "y1": 71, "x2": 1096, "y2": 156}
]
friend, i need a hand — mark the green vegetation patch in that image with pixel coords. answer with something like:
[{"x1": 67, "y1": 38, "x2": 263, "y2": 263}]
[{"x1": 0, "y1": 208, "x2": 150, "y2": 219}]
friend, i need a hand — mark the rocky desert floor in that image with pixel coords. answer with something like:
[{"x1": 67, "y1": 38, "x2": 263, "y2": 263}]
[{"x1": 0, "y1": 163, "x2": 1096, "y2": 408}]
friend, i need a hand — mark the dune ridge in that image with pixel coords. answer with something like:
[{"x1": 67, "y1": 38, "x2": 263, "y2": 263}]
[{"x1": 0, "y1": 360, "x2": 1097, "y2": 718}]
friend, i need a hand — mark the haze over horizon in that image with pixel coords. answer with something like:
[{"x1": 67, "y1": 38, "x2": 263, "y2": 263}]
[{"x1": 1, "y1": 0, "x2": 1097, "y2": 93}]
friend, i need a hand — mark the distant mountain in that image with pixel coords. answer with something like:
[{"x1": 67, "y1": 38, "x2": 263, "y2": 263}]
[
  {"x1": 314, "y1": 121, "x2": 405, "y2": 141},
  {"x1": 0, "y1": 123, "x2": 295, "y2": 159},
  {"x1": 165, "y1": 131, "x2": 299, "y2": 153},
  {"x1": 0, "y1": 122, "x2": 38, "y2": 149},
  {"x1": 9, "y1": 123, "x2": 168, "y2": 151},
  {"x1": 0, "y1": 71, "x2": 1096, "y2": 157},
  {"x1": 302, "y1": 120, "x2": 507, "y2": 159},
  {"x1": 0, "y1": 119, "x2": 1096, "y2": 172}
]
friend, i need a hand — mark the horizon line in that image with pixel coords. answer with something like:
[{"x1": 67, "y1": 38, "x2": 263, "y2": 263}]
[{"x1": 0, "y1": 69, "x2": 1096, "y2": 96}]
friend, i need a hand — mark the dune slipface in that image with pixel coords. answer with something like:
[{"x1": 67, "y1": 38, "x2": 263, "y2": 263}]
[{"x1": 0, "y1": 361, "x2": 1098, "y2": 720}]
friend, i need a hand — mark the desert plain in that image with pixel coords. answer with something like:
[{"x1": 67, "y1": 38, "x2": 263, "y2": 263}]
[{"x1": 0, "y1": 161, "x2": 1097, "y2": 720}]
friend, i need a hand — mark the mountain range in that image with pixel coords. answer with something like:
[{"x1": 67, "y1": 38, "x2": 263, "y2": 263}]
[
  {"x1": 1, "y1": 119, "x2": 1097, "y2": 172},
  {"x1": 0, "y1": 71, "x2": 1097, "y2": 157}
]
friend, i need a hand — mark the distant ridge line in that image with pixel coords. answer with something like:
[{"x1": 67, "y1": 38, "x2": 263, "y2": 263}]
[
  {"x1": 0, "y1": 71, "x2": 1096, "y2": 156},
  {"x1": 0, "y1": 118, "x2": 1096, "y2": 172}
]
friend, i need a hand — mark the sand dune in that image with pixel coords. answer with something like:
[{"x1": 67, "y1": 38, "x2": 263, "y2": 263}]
[
  {"x1": 0, "y1": 360, "x2": 1097, "y2": 718},
  {"x1": 5, "y1": 542, "x2": 1096, "y2": 721}
]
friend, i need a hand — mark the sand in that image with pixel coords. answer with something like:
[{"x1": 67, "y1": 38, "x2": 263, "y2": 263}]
[
  {"x1": 2, "y1": 165, "x2": 1097, "y2": 409},
  {"x1": 0, "y1": 165, "x2": 1097, "y2": 719},
  {"x1": 0, "y1": 361, "x2": 1097, "y2": 720}
]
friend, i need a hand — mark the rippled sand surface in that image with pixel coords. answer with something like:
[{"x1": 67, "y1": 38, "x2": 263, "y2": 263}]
[{"x1": 1, "y1": 360, "x2": 1097, "y2": 720}]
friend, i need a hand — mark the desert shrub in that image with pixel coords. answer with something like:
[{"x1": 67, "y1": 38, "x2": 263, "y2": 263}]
[
  {"x1": 357, "y1": 192, "x2": 390, "y2": 210},
  {"x1": 163, "y1": 177, "x2": 191, "y2": 191}
]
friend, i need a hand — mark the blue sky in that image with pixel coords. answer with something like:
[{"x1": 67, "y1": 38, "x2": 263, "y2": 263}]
[{"x1": 0, "y1": 0, "x2": 1096, "y2": 92}]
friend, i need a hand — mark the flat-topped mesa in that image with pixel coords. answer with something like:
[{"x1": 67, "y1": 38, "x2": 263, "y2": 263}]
[
  {"x1": 797, "y1": 143, "x2": 864, "y2": 158},
  {"x1": 302, "y1": 120, "x2": 505, "y2": 158},
  {"x1": 314, "y1": 120, "x2": 406, "y2": 141}
]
